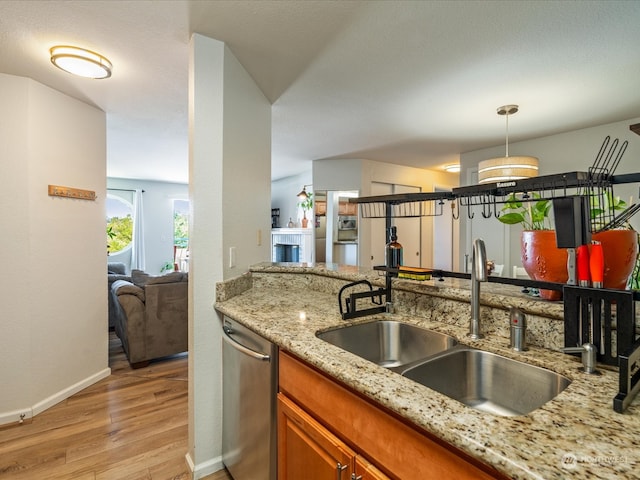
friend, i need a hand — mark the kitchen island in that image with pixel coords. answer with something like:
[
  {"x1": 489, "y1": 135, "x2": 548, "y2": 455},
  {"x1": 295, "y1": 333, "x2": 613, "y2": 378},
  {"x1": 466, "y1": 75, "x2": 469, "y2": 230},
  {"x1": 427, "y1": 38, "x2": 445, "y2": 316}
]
[{"x1": 215, "y1": 263, "x2": 639, "y2": 480}]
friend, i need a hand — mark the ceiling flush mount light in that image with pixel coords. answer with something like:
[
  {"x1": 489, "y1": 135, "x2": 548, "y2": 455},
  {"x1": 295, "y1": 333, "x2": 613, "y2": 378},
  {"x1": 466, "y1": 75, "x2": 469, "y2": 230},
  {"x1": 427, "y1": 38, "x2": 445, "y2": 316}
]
[
  {"x1": 478, "y1": 105, "x2": 538, "y2": 184},
  {"x1": 444, "y1": 164, "x2": 461, "y2": 173},
  {"x1": 50, "y1": 45, "x2": 112, "y2": 79}
]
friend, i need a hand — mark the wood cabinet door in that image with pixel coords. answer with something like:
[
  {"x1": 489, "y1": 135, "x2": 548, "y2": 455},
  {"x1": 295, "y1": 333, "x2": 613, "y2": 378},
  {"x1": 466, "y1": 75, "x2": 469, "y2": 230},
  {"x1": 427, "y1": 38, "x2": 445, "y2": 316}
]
[
  {"x1": 353, "y1": 456, "x2": 390, "y2": 480},
  {"x1": 280, "y1": 351, "x2": 506, "y2": 480},
  {"x1": 278, "y1": 393, "x2": 354, "y2": 480},
  {"x1": 338, "y1": 201, "x2": 358, "y2": 216}
]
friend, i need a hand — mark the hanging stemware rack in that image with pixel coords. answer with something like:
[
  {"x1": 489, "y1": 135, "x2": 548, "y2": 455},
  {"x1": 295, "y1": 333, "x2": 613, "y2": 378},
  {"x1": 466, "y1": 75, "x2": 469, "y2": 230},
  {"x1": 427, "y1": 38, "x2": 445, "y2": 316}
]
[
  {"x1": 352, "y1": 136, "x2": 640, "y2": 225},
  {"x1": 353, "y1": 170, "x2": 640, "y2": 222},
  {"x1": 356, "y1": 191, "x2": 456, "y2": 219}
]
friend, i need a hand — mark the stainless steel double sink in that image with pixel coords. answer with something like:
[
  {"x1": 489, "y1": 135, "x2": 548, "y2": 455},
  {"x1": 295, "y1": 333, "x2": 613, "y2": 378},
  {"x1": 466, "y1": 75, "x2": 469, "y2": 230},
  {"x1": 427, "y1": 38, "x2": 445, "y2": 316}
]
[{"x1": 317, "y1": 320, "x2": 571, "y2": 416}]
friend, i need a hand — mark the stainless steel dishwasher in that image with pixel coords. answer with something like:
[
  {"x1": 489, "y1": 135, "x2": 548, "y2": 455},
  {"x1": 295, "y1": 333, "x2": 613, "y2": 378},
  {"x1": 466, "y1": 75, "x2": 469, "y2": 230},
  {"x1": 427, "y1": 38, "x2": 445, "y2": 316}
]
[{"x1": 222, "y1": 316, "x2": 277, "y2": 480}]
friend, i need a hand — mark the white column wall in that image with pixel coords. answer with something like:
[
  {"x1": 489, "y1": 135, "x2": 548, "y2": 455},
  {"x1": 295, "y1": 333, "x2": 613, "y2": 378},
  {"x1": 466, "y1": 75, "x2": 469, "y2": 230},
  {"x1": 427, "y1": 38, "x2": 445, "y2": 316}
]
[
  {"x1": 188, "y1": 34, "x2": 271, "y2": 478},
  {"x1": 221, "y1": 44, "x2": 272, "y2": 278}
]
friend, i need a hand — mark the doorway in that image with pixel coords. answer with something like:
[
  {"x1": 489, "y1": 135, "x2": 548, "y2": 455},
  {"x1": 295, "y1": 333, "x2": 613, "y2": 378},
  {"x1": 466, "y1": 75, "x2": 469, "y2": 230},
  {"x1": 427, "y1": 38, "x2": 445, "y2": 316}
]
[{"x1": 369, "y1": 182, "x2": 422, "y2": 269}]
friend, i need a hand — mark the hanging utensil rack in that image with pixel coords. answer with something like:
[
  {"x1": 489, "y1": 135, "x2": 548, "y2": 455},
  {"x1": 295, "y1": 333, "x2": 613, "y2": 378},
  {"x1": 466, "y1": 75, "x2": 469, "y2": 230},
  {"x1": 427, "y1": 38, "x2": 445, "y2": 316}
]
[
  {"x1": 352, "y1": 136, "x2": 640, "y2": 226},
  {"x1": 353, "y1": 171, "x2": 640, "y2": 221},
  {"x1": 350, "y1": 134, "x2": 640, "y2": 412},
  {"x1": 352, "y1": 166, "x2": 640, "y2": 302},
  {"x1": 352, "y1": 164, "x2": 640, "y2": 297}
]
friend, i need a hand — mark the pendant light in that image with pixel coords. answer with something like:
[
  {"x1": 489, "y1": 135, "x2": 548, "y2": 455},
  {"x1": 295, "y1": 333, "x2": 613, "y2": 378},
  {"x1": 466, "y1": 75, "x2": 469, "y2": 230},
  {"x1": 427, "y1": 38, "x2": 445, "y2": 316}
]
[
  {"x1": 478, "y1": 105, "x2": 538, "y2": 184},
  {"x1": 297, "y1": 185, "x2": 311, "y2": 200}
]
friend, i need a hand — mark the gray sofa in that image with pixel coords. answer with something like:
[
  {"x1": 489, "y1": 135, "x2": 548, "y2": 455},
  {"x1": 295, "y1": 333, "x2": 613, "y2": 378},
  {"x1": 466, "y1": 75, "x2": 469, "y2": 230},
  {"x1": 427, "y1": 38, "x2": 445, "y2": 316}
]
[
  {"x1": 111, "y1": 270, "x2": 188, "y2": 368},
  {"x1": 108, "y1": 262, "x2": 131, "y2": 328}
]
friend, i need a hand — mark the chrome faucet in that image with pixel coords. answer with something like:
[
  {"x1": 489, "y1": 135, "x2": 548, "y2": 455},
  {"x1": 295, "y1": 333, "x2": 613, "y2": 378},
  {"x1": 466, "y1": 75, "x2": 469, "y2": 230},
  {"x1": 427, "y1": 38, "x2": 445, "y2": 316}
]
[{"x1": 468, "y1": 238, "x2": 487, "y2": 340}]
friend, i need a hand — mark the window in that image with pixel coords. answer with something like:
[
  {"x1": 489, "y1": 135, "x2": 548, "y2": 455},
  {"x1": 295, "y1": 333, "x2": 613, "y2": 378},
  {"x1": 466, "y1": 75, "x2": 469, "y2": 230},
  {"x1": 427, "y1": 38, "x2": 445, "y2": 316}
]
[
  {"x1": 107, "y1": 195, "x2": 133, "y2": 255},
  {"x1": 174, "y1": 200, "x2": 189, "y2": 248},
  {"x1": 173, "y1": 200, "x2": 190, "y2": 271}
]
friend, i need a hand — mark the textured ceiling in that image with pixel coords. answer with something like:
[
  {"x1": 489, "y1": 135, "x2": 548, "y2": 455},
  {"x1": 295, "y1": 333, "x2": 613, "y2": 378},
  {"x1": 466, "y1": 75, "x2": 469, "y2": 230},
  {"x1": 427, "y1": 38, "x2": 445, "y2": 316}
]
[{"x1": 1, "y1": 1, "x2": 639, "y2": 183}]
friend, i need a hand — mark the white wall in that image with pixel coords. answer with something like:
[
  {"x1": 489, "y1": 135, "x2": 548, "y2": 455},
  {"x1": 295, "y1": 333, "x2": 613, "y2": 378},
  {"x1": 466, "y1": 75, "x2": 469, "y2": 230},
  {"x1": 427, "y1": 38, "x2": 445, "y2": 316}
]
[
  {"x1": 460, "y1": 116, "x2": 640, "y2": 272},
  {"x1": 188, "y1": 34, "x2": 271, "y2": 478},
  {"x1": 271, "y1": 171, "x2": 313, "y2": 228},
  {"x1": 0, "y1": 73, "x2": 108, "y2": 425},
  {"x1": 313, "y1": 159, "x2": 365, "y2": 193},
  {"x1": 313, "y1": 158, "x2": 459, "y2": 268},
  {"x1": 107, "y1": 178, "x2": 189, "y2": 274}
]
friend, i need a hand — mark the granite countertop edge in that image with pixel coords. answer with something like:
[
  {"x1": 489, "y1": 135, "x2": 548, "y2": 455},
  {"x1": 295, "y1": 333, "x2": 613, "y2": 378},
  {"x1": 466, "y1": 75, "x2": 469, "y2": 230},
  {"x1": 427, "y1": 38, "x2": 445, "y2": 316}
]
[{"x1": 215, "y1": 264, "x2": 639, "y2": 480}]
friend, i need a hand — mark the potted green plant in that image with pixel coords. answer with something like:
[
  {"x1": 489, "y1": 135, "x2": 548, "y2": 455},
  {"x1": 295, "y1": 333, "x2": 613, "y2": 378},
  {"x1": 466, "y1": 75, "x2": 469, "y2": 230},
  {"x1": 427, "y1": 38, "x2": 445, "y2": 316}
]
[
  {"x1": 498, "y1": 192, "x2": 638, "y2": 299},
  {"x1": 107, "y1": 226, "x2": 116, "y2": 255},
  {"x1": 590, "y1": 191, "x2": 627, "y2": 229},
  {"x1": 498, "y1": 193, "x2": 562, "y2": 299},
  {"x1": 497, "y1": 193, "x2": 553, "y2": 230},
  {"x1": 588, "y1": 192, "x2": 637, "y2": 290},
  {"x1": 297, "y1": 192, "x2": 313, "y2": 228},
  {"x1": 161, "y1": 261, "x2": 175, "y2": 273}
]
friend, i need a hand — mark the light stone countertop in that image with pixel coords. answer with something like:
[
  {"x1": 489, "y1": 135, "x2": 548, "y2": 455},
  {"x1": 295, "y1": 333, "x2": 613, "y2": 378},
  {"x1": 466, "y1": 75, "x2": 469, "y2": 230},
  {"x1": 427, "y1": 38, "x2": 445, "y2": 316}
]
[{"x1": 215, "y1": 263, "x2": 640, "y2": 480}]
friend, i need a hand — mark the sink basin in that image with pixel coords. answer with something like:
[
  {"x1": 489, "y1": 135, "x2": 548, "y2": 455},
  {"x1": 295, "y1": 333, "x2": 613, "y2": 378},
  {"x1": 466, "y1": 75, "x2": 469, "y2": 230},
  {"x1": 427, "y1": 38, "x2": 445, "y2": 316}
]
[
  {"x1": 317, "y1": 320, "x2": 457, "y2": 369},
  {"x1": 402, "y1": 348, "x2": 571, "y2": 416}
]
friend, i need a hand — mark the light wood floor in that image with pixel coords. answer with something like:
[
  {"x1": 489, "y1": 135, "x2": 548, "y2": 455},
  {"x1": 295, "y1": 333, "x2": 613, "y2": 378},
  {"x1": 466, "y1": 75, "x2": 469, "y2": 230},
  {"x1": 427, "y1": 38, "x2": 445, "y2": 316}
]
[{"x1": 0, "y1": 332, "x2": 231, "y2": 480}]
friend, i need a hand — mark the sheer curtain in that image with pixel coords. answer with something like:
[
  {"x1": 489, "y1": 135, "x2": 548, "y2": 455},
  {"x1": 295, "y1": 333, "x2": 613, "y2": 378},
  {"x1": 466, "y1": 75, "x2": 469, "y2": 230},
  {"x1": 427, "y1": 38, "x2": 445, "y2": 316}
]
[{"x1": 131, "y1": 189, "x2": 146, "y2": 271}]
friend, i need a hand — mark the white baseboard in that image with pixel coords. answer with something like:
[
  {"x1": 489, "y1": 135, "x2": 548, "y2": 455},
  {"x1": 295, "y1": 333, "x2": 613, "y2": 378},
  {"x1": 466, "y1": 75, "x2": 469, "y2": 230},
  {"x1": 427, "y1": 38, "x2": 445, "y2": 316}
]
[
  {"x1": 0, "y1": 367, "x2": 112, "y2": 426},
  {"x1": 32, "y1": 368, "x2": 111, "y2": 416},
  {"x1": 187, "y1": 452, "x2": 224, "y2": 480},
  {"x1": 0, "y1": 407, "x2": 33, "y2": 427}
]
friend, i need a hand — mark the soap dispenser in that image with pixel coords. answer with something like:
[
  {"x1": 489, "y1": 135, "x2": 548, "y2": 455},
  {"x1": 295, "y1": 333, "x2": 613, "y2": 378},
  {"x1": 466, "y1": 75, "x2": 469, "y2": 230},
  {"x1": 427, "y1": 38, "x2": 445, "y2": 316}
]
[{"x1": 386, "y1": 226, "x2": 403, "y2": 269}]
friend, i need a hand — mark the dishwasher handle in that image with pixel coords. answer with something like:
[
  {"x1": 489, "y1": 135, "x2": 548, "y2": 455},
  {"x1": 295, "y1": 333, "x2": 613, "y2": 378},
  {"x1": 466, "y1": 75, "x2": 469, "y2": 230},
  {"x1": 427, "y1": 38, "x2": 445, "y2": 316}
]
[{"x1": 223, "y1": 326, "x2": 271, "y2": 361}]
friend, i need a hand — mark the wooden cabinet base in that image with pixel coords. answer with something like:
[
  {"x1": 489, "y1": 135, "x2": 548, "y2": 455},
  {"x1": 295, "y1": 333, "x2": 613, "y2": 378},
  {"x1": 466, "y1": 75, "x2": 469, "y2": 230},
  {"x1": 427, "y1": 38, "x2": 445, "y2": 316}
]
[
  {"x1": 279, "y1": 351, "x2": 506, "y2": 480},
  {"x1": 278, "y1": 393, "x2": 355, "y2": 480}
]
